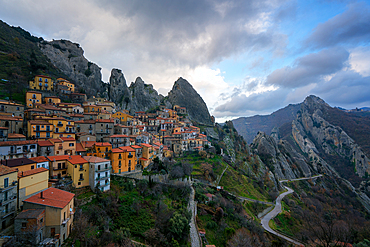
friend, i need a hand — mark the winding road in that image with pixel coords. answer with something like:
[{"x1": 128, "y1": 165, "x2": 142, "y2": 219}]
[{"x1": 260, "y1": 175, "x2": 323, "y2": 246}]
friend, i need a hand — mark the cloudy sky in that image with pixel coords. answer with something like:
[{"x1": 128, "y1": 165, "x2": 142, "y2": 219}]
[{"x1": 1, "y1": 0, "x2": 370, "y2": 122}]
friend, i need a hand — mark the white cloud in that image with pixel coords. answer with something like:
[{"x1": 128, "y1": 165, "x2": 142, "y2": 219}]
[{"x1": 349, "y1": 46, "x2": 370, "y2": 77}]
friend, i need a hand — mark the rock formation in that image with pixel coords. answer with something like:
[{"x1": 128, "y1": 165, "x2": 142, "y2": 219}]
[
  {"x1": 108, "y1": 69, "x2": 130, "y2": 108},
  {"x1": 39, "y1": 40, "x2": 105, "y2": 96},
  {"x1": 167, "y1": 77, "x2": 213, "y2": 126}
]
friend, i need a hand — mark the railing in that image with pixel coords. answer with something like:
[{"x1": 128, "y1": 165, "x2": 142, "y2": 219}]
[
  {"x1": 58, "y1": 146, "x2": 63, "y2": 150},
  {"x1": 57, "y1": 123, "x2": 63, "y2": 127},
  {"x1": 0, "y1": 206, "x2": 16, "y2": 218},
  {"x1": 79, "y1": 177, "x2": 84, "y2": 181},
  {"x1": 95, "y1": 166, "x2": 111, "y2": 172},
  {"x1": 61, "y1": 218, "x2": 70, "y2": 226},
  {"x1": 128, "y1": 155, "x2": 133, "y2": 158},
  {"x1": 95, "y1": 176, "x2": 108, "y2": 181},
  {"x1": 79, "y1": 167, "x2": 84, "y2": 171}
]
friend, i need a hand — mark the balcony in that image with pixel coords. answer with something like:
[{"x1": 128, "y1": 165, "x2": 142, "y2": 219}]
[
  {"x1": 61, "y1": 218, "x2": 70, "y2": 226},
  {"x1": 89, "y1": 126, "x2": 93, "y2": 130},
  {"x1": 95, "y1": 166, "x2": 111, "y2": 172},
  {"x1": 128, "y1": 154, "x2": 133, "y2": 158},
  {"x1": 0, "y1": 206, "x2": 16, "y2": 218},
  {"x1": 79, "y1": 177, "x2": 84, "y2": 181},
  {"x1": 95, "y1": 176, "x2": 108, "y2": 181},
  {"x1": 54, "y1": 166, "x2": 66, "y2": 171},
  {"x1": 79, "y1": 167, "x2": 84, "y2": 171},
  {"x1": 58, "y1": 146, "x2": 63, "y2": 150},
  {"x1": 57, "y1": 123, "x2": 63, "y2": 127}
]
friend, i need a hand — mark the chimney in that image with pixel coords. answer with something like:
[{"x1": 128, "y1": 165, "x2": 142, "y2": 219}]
[{"x1": 40, "y1": 191, "x2": 43, "y2": 199}]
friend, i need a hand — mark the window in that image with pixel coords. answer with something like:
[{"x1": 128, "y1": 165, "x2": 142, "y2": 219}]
[
  {"x1": 4, "y1": 178, "x2": 8, "y2": 188},
  {"x1": 22, "y1": 223, "x2": 27, "y2": 228},
  {"x1": 119, "y1": 161, "x2": 121, "y2": 168},
  {"x1": 46, "y1": 126, "x2": 50, "y2": 131},
  {"x1": 31, "y1": 165, "x2": 34, "y2": 169},
  {"x1": 45, "y1": 79, "x2": 48, "y2": 82},
  {"x1": 69, "y1": 143, "x2": 74, "y2": 147},
  {"x1": 46, "y1": 132, "x2": 50, "y2": 138},
  {"x1": 39, "y1": 78, "x2": 42, "y2": 82}
]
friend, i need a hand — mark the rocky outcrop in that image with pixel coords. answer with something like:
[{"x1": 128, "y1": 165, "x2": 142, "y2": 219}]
[
  {"x1": 167, "y1": 77, "x2": 213, "y2": 126},
  {"x1": 250, "y1": 132, "x2": 313, "y2": 180},
  {"x1": 39, "y1": 40, "x2": 105, "y2": 96},
  {"x1": 108, "y1": 69, "x2": 130, "y2": 108},
  {"x1": 126, "y1": 77, "x2": 163, "y2": 114}
]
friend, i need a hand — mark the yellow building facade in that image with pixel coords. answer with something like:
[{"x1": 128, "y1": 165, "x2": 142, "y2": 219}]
[
  {"x1": 67, "y1": 155, "x2": 89, "y2": 188},
  {"x1": 56, "y1": 78, "x2": 75, "y2": 93},
  {"x1": 26, "y1": 91, "x2": 42, "y2": 108},
  {"x1": 29, "y1": 75, "x2": 54, "y2": 91},
  {"x1": 27, "y1": 120, "x2": 53, "y2": 139},
  {"x1": 110, "y1": 146, "x2": 136, "y2": 173},
  {"x1": 18, "y1": 167, "x2": 49, "y2": 209},
  {"x1": 112, "y1": 111, "x2": 133, "y2": 124}
]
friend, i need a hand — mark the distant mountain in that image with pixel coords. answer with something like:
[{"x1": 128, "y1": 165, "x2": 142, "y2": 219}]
[{"x1": 232, "y1": 103, "x2": 301, "y2": 143}]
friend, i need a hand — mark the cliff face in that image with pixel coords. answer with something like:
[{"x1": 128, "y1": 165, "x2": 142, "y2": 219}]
[
  {"x1": 126, "y1": 77, "x2": 163, "y2": 114},
  {"x1": 292, "y1": 96, "x2": 370, "y2": 184},
  {"x1": 167, "y1": 77, "x2": 213, "y2": 126},
  {"x1": 39, "y1": 40, "x2": 105, "y2": 96},
  {"x1": 108, "y1": 68, "x2": 130, "y2": 108}
]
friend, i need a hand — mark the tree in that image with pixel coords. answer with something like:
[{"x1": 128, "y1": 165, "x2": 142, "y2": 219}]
[
  {"x1": 168, "y1": 212, "x2": 189, "y2": 239},
  {"x1": 227, "y1": 228, "x2": 262, "y2": 247}
]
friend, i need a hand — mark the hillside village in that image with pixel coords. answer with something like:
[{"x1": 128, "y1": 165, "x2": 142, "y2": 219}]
[{"x1": 0, "y1": 74, "x2": 212, "y2": 246}]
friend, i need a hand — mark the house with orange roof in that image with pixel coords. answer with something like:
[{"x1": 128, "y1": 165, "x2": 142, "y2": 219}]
[
  {"x1": 112, "y1": 111, "x2": 133, "y2": 125},
  {"x1": 0, "y1": 164, "x2": 18, "y2": 230},
  {"x1": 109, "y1": 146, "x2": 136, "y2": 173},
  {"x1": 18, "y1": 167, "x2": 49, "y2": 210},
  {"x1": 140, "y1": 143, "x2": 153, "y2": 168},
  {"x1": 84, "y1": 156, "x2": 111, "y2": 192},
  {"x1": 131, "y1": 145, "x2": 143, "y2": 168},
  {"x1": 28, "y1": 120, "x2": 53, "y2": 140},
  {"x1": 66, "y1": 155, "x2": 89, "y2": 188},
  {"x1": 49, "y1": 137, "x2": 76, "y2": 156},
  {"x1": 75, "y1": 143, "x2": 87, "y2": 156},
  {"x1": 46, "y1": 155, "x2": 69, "y2": 179},
  {"x1": 30, "y1": 156, "x2": 49, "y2": 169},
  {"x1": 36, "y1": 140, "x2": 54, "y2": 157},
  {"x1": 23, "y1": 187, "x2": 74, "y2": 245},
  {"x1": 7, "y1": 133, "x2": 26, "y2": 141},
  {"x1": 87, "y1": 142, "x2": 112, "y2": 159},
  {"x1": 114, "y1": 124, "x2": 131, "y2": 135}
]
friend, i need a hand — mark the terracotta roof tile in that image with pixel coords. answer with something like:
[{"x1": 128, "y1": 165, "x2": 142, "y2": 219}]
[
  {"x1": 83, "y1": 156, "x2": 110, "y2": 163},
  {"x1": 119, "y1": 146, "x2": 135, "y2": 152},
  {"x1": 0, "y1": 164, "x2": 18, "y2": 176},
  {"x1": 23, "y1": 187, "x2": 74, "y2": 209},
  {"x1": 75, "y1": 143, "x2": 86, "y2": 152},
  {"x1": 30, "y1": 156, "x2": 49, "y2": 163},
  {"x1": 60, "y1": 137, "x2": 75, "y2": 141},
  {"x1": 7, "y1": 133, "x2": 26, "y2": 139},
  {"x1": 46, "y1": 155, "x2": 70, "y2": 162},
  {"x1": 18, "y1": 167, "x2": 48, "y2": 178},
  {"x1": 67, "y1": 155, "x2": 87, "y2": 165},
  {"x1": 36, "y1": 140, "x2": 53, "y2": 147}
]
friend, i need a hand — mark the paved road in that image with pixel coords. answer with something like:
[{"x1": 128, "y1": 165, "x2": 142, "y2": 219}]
[
  {"x1": 260, "y1": 185, "x2": 303, "y2": 246},
  {"x1": 188, "y1": 185, "x2": 201, "y2": 247},
  {"x1": 260, "y1": 175, "x2": 323, "y2": 246}
]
